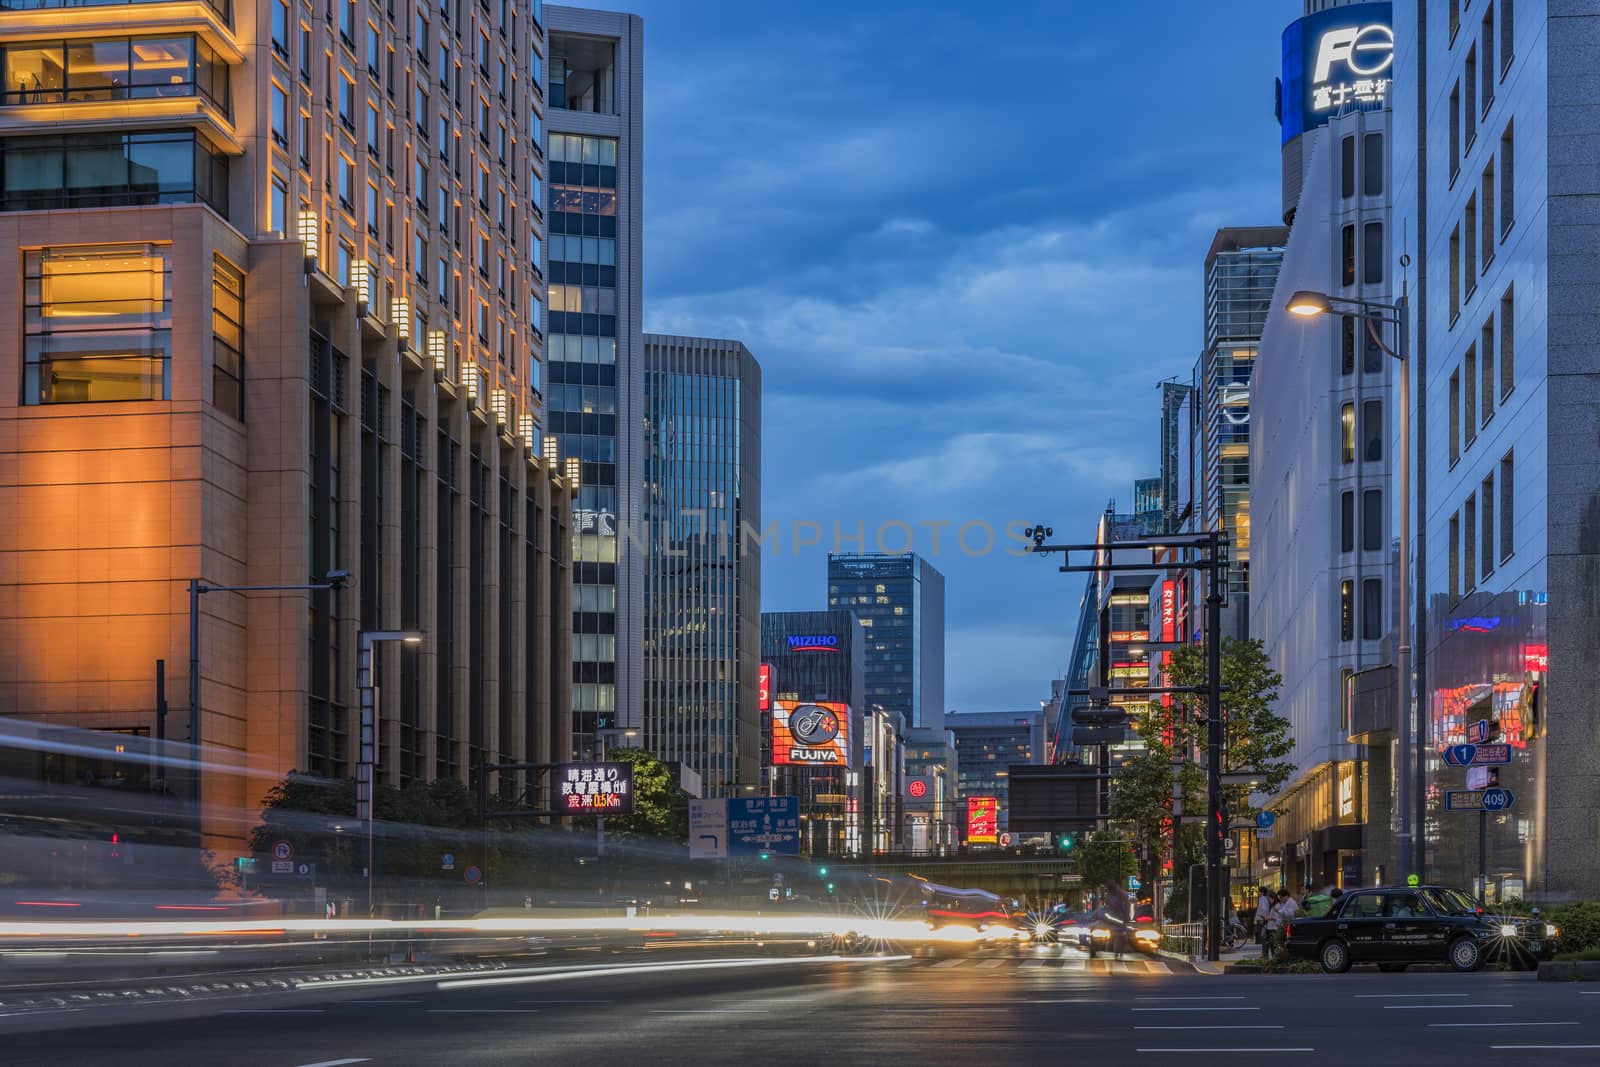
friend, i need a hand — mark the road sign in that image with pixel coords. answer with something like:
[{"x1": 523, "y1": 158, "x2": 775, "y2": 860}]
[
  {"x1": 1445, "y1": 743, "x2": 1511, "y2": 767},
  {"x1": 464, "y1": 865, "x2": 482, "y2": 884},
  {"x1": 1223, "y1": 836, "x2": 1238, "y2": 855},
  {"x1": 1466, "y1": 719, "x2": 1490, "y2": 744},
  {"x1": 1255, "y1": 810, "x2": 1277, "y2": 829},
  {"x1": 441, "y1": 852, "x2": 455, "y2": 870},
  {"x1": 689, "y1": 799, "x2": 729, "y2": 859},
  {"x1": 727, "y1": 797, "x2": 800, "y2": 857},
  {"x1": 769, "y1": 888, "x2": 780, "y2": 901},
  {"x1": 296, "y1": 862, "x2": 313, "y2": 879},
  {"x1": 271, "y1": 860, "x2": 293, "y2": 874},
  {"x1": 1127, "y1": 875, "x2": 1142, "y2": 891},
  {"x1": 1446, "y1": 788, "x2": 1516, "y2": 812},
  {"x1": 1255, "y1": 824, "x2": 1275, "y2": 841},
  {"x1": 999, "y1": 832, "x2": 1013, "y2": 848},
  {"x1": 272, "y1": 840, "x2": 294, "y2": 862}
]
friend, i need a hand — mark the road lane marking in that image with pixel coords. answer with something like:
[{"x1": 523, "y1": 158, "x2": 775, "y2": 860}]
[
  {"x1": 1384, "y1": 1003, "x2": 1513, "y2": 1010},
  {"x1": 426, "y1": 1009, "x2": 540, "y2": 1014},
  {"x1": 1356, "y1": 993, "x2": 1471, "y2": 998},
  {"x1": 515, "y1": 999, "x2": 614, "y2": 1004},
  {"x1": 1136, "y1": 996, "x2": 1247, "y2": 1001},
  {"x1": 1137, "y1": 1048, "x2": 1314, "y2": 1054},
  {"x1": 222, "y1": 1010, "x2": 326, "y2": 1014},
  {"x1": 1135, "y1": 1026, "x2": 1285, "y2": 1031},
  {"x1": 884, "y1": 1009, "x2": 1007, "y2": 1014},
  {"x1": 1131, "y1": 1007, "x2": 1261, "y2": 1013},
  {"x1": 1433, "y1": 1022, "x2": 1579, "y2": 1028},
  {"x1": 345, "y1": 999, "x2": 423, "y2": 1005},
  {"x1": 648, "y1": 1009, "x2": 771, "y2": 1014},
  {"x1": 292, "y1": 1060, "x2": 372, "y2": 1067},
  {"x1": 1491, "y1": 1046, "x2": 1600, "y2": 1051},
  {"x1": 931, "y1": 960, "x2": 966, "y2": 969},
  {"x1": 437, "y1": 954, "x2": 907, "y2": 991}
]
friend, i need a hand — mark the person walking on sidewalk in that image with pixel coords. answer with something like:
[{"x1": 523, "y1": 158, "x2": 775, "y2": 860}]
[{"x1": 1253, "y1": 886, "x2": 1273, "y2": 946}]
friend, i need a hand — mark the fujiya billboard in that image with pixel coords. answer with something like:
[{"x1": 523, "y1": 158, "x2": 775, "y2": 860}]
[
  {"x1": 771, "y1": 700, "x2": 851, "y2": 767},
  {"x1": 1280, "y1": 2, "x2": 1393, "y2": 145}
]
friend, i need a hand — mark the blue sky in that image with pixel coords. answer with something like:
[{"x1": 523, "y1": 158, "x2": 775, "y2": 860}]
[{"x1": 627, "y1": 0, "x2": 1293, "y2": 711}]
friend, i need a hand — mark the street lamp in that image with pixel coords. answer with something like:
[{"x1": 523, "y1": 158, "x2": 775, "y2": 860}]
[
  {"x1": 187, "y1": 571, "x2": 351, "y2": 810},
  {"x1": 358, "y1": 629, "x2": 424, "y2": 916},
  {"x1": 1284, "y1": 287, "x2": 1421, "y2": 880},
  {"x1": 594, "y1": 727, "x2": 638, "y2": 878}
]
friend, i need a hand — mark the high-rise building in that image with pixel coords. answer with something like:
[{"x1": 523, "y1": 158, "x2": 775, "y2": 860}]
[
  {"x1": 759, "y1": 609, "x2": 864, "y2": 857},
  {"x1": 1252, "y1": 70, "x2": 1396, "y2": 890},
  {"x1": 946, "y1": 709, "x2": 1047, "y2": 834},
  {"x1": 1390, "y1": 0, "x2": 1588, "y2": 900},
  {"x1": 826, "y1": 552, "x2": 944, "y2": 730},
  {"x1": 1201, "y1": 226, "x2": 1289, "y2": 637},
  {"x1": 543, "y1": 5, "x2": 644, "y2": 759},
  {"x1": 641, "y1": 334, "x2": 761, "y2": 797},
  {"x1": 0, "y1": 0, "x2": 572, "y2": 852}
]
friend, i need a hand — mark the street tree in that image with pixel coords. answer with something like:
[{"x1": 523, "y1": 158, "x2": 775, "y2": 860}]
[{"x1": 1075, "y1": 830, "x2": 1137, "y2": 898}]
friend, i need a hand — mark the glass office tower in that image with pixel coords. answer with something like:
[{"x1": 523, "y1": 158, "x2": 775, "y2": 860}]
[
  {"x1": 642, "y1": 334, "x2": 762, "y2": 796},
  {"x1": 544, "y1": 5, "x2": 644, "y2": 758},
  {"x1": 827, "y1": 553, "x2": 945, "y2": 730}
]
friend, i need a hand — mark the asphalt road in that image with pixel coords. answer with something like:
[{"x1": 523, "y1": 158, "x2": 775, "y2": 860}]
[{"x1": 4, "y1": 945, "x2": 1598, "y2": 1065}]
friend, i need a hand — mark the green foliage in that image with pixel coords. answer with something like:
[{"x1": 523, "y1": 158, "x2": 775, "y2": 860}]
[
  {"x1": 1075, "y1": 830, "x2": 1137, "y2": 894},
  {"x1": 1548, "y1": 902, "x2": 1600, "y2": 953},
  {"x1": 1110, "y1": 636, "x2": 1295, "y2": 880},
  {"x1": 1553, "y1": 948, "x2": 1600, "y2": 962},
  {"x1": 575, "y1": 748, "x2": 689, "y2": 841},
  {"x1": 1228, "y1": 951, "x2": 1323, "y2": 974}
]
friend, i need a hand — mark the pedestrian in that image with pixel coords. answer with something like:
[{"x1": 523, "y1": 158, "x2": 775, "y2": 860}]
[
  {"x1": 1253, "y1": 886, "x2": 1272, "y2": 946},
  {"x1": 1263, "y1": 892, "x2": 1285, "y2": 958},
  {"x1": 1304, "y1": 885, "x2": 1335, "y2": 917}
]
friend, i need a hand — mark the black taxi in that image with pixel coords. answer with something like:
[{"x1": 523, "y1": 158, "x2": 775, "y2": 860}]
[{"x1": 1283, "y1": 885, "x2": 1558, "y2": 973}]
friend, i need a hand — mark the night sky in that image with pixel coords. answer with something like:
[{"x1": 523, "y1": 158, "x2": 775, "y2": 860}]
[{"x1": 624, "y1": 0, "x2": 1293, "y2": 711}]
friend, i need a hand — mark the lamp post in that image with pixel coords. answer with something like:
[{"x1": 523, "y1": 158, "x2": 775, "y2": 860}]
[
  {"x1": 594, "y1": 727, "x2": 638, "y2": 895},
  {"x1": 187, "y1": 571, "x2": 350, "y2": 813},
  {"x1": 358, "y1": 629, "x2": 424, "y2": 916},
  {"x1": 1286, "y1": 288, "x2": 1420, "y2": 880}
]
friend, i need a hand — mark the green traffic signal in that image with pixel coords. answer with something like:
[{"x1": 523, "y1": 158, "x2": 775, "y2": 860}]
[
  {"x1": 1059, "y1": 834, "x2": 1075, "y2": 850},
  {"x1": 817, "y1": 866, "x2": 829, "y2": 878},
  {"x1": 759, "y1": 851, "x2": 771, "y2": 861},
  {"x1": 826, "y1": 882, "x2": 835, "y2": 893}
]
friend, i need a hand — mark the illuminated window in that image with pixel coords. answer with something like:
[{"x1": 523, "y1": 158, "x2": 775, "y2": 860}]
[
  {"x1": 212, "y1": 255, "x2": 243, "y2": 420},
  {"x1": 1, "y1": 129, "x2": 229, "y2": 214},
  {"x1": 1340, "y1": 402, "x2": 1355, "y2": 464},
  {"x1": 1, "y1": 37, "x2": 230, "y2": 112},
  {"x1": 22, "y1": 244, "x2": 171, "y2": 404}
]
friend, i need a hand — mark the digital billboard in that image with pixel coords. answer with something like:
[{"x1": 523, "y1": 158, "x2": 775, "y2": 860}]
[
  {"x1": 553, "y1": 762, "x2": 634, "y2": 815},
  {"x1": 771, "y1": 700, "x2": 851, "y2": 767},
  {"x1": 1280, "y1": 2, "x2": 1392, "y2": 145},
  {"x1": 966, "y1": 795, "x2": 999, "y2": 844},
  {"x1": 758, "y1": 663, "x2": 772, "y2": 710}
]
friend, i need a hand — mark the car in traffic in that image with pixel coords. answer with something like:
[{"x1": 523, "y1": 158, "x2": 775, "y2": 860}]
[{"x1": 1284, "y1": 885, "x2": 1560, "y2": 973}]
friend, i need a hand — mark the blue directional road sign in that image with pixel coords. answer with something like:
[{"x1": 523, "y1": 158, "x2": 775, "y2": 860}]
[
  {"x1": 1446, "y1": 788, "x2": 1517, "y2": 812},
  {"x1": 1466, "y1": 719, "x2": 1490, "y2": 743},
  {"x1": 727, "y1": 796, "x2": 800, "y2": 857},
  {"x1": 1444, "y1": 744, "x2": 1478, "y2": 767},
  {"x1": 1256, "y1": 810, "x2": 1277, "y2": 829}
]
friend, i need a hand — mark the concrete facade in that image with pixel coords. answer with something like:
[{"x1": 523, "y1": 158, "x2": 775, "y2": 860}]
[{"x1": 0, "y1": 0, "x2": 572, "y2": 856}]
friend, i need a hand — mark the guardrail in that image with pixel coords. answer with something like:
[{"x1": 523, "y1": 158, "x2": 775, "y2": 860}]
[{"x1": 1161, "y1": 922, "x2": 1205, "y2": 956}]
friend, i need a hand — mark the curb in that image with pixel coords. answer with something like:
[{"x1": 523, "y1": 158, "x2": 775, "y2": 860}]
[{"x1": 1538, "y1": 960, "x2": 1600, "y2": 981}]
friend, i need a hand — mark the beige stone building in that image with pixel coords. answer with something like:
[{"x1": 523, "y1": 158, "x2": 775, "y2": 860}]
[{"x1": 0, "y1": 0, "x2": 571, "y2": 856}]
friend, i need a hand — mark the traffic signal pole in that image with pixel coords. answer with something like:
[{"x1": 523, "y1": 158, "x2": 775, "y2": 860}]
[
  {"x1": 1022, "y1": 527, "x2": 1230, "y2": 959},
  {"x1": 1205, "y1": 532, "x2": 1225, "y2": 963}
]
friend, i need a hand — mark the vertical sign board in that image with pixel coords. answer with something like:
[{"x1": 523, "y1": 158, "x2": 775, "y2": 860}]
[
  {"x1": 966, "y1": 795, "x2": 999, "y2": 844},
  {"x1": 758, "y1": 663, "x2": 772, "y2": 711},
  {"x1": 727, "y1": 796, "x2": 800, "y2": 856},
  {"x1": 688, "y1": 798, "x2": 729, "y2": 859},
  {"x1": 1159, "y1": 580, "x2": 1177, "y2": 708},
  {"x1": 554, "y1": 762, "x2": 635, "y2": 815}
]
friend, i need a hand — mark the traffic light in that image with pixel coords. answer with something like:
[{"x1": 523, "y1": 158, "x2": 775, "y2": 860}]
[
  {"x1": 759, "y1": 851, "x2": 771, "y2": 861},
  {"x1": 1058, "y1": 833, "x2": 1075, "y2": 851},
  {"x1": 817, "y1": 866, "x2": 829, "y2": 878},
  {"x1": 826, "y1": 882, "x2": 836, "y2": 894}
]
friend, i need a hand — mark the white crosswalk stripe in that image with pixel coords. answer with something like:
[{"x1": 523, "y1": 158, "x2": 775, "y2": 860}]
[{"x1": 913, "y1": 955, "x2": 1170, "y2": 975}]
